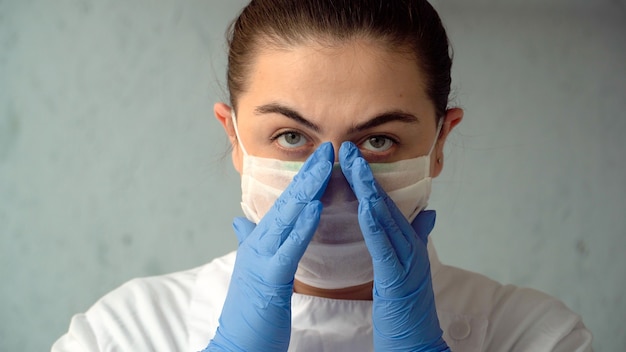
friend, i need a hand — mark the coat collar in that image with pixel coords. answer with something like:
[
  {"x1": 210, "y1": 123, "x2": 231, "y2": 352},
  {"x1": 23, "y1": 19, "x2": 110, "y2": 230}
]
[{"x1": 188, "y1": 239, "x2": 449, "y2": 350}]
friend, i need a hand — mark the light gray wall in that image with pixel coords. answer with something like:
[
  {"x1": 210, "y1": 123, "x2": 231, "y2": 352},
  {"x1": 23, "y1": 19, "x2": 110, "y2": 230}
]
[
  {"x1": 431, "y1": 3, "x2": 626, "y2": 350},
  {"x1": 1, "y1": 1, "x2": 624, "y2": 351}
]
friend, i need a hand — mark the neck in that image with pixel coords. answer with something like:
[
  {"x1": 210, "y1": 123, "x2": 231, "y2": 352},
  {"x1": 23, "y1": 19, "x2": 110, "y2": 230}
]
[{"x1": 293, "y1": 279, "x2": 373, "y2": 300}]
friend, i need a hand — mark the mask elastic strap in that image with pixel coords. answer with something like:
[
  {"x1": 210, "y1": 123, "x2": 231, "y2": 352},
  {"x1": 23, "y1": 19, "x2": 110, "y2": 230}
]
[
  {"x1": 427, "y1": 119, "x2": 444, "y2": 157},
  {"x1": 231, "y1": 110, "x2": 249, "y2": 156}
]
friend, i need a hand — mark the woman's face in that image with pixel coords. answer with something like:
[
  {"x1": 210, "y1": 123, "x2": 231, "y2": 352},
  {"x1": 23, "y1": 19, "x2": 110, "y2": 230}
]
[{"x1": 216, "y1": 39, "x2": 462, "y2": 175}]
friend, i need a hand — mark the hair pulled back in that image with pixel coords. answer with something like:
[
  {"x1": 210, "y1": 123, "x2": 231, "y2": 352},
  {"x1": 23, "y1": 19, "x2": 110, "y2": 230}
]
[{"x1": 227, "y1": 0, "x2": 452, "y2": 120}]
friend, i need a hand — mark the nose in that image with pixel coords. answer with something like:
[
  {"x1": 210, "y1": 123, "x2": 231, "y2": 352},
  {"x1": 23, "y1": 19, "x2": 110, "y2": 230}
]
[
  {"x1": 323, "y1": 140, "x2": 355, "y2": 164},
  {"x1": 331, "y1": 141, "x2": 342, "y2": 161}
]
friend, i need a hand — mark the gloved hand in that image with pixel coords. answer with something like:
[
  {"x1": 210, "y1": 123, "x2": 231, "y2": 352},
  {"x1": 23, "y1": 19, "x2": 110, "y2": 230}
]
[
  {"x1": 204, "y1": 143, "x2": 334, "y2": 352},
  {"x1": 339, "y1": 142, "x2": 449, "y2": 352}
]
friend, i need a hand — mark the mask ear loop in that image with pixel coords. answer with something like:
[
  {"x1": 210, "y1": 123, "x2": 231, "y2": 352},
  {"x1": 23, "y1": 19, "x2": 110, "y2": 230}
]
[
  {"x1": 423, "y1": 118, "x2": 444, "y2": 176},
  {"x1": 231, "y1": 110, "x2": 249, "y2": 156},
  {"x1": 427, "y1": 118, "x2": 444, "y2": 157}
]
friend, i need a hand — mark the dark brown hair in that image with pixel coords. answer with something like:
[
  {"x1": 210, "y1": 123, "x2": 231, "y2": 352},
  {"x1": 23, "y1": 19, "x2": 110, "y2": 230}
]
[{"x1": 227, "y1": 0, "x2": 452, "y2": 120}]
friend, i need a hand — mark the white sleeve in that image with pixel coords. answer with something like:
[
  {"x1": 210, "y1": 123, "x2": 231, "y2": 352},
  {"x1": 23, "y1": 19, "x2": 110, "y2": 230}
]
[
  {"x1": 552, "y1": 321, "x2": 594, "y2": 352},
  {"x1": 51, "y1": 314, "x2": 101, "y2": 352},
  {"x1": 51, "y1": 270, "x2": 199, "y2": 352}
]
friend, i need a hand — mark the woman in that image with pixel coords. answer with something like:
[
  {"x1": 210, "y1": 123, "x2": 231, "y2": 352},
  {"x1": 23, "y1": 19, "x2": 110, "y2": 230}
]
[{"x1": 53, "y1": 0, "x2": 593, "y2": 351}]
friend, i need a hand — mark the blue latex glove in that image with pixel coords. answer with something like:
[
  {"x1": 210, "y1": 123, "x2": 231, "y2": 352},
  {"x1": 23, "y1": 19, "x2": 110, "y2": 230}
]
[
  {"x1": 204, "y1": 143, "x2": 334, "y2": 352},
  {"x1": 339, "y1": 142, "x2": 449, "y2": 352}
]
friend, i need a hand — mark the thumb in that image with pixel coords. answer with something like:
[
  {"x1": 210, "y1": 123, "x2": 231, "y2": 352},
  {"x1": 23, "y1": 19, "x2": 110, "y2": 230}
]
[
  {"x1": 232, "y1": 217, "x2": 257, "y2": 245},
  {"x1": 410, "y1": 210, "x2": 436, "y2": 243}
]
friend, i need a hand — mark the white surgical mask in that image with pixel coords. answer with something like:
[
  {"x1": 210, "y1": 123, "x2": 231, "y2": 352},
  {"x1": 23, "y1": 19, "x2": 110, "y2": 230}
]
[{"x1": 232, "y1": 111, "x2": 441, "y2": 289}]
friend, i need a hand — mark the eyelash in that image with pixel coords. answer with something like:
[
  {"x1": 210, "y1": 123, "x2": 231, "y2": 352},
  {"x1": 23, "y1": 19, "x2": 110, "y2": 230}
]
[
  {"x1": 359, "y1": 135, "x2": 399, "y2": 161},
  {"x1": 270, "y1": 130, "x2": 300, "y2": 141},
  {"x1": 361, "y1": 135, "x2": 399, "y2": 147},
  {"x1": 269, "y1": 130, "x2": 312, "y2": 154},
  {"x1": 270, "y1": 130, "x2": 400, "y2": 157}
]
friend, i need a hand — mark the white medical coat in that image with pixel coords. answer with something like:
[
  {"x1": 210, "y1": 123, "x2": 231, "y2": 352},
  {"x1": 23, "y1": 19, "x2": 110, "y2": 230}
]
[{"x1": 52, "y1": 241, "x2": 593, "y2": 351}]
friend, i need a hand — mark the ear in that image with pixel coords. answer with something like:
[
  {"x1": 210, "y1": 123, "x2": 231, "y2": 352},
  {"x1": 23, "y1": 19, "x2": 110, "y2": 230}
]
[
  {"x1": 214, "y1": 102, "x2": 243, "y2": 174},
  {"x1": 215, "y1": 102, "x2": 235, "y2": 143},
  {"x1": 431, "y1": 108, "x2": 463, "y2": 178}
]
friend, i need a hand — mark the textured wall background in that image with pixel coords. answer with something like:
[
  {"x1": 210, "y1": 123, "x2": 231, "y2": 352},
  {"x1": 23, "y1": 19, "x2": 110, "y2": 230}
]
[{"x1": 1, "y1": 1, "x2": 624, "y2": 351}]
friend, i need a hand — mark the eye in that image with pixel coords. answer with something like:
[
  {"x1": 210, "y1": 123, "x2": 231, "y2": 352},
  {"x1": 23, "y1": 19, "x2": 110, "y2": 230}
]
[
  {"x1": 361, "y1": 136, "x2": 395, "y2": 152},
  {"x1": 275, "y1": 131, "x2": 308, "y2": 148}
]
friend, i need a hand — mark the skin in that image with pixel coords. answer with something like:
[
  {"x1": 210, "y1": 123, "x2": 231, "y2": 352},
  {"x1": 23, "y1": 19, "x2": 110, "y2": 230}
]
[{"x1": 215, "y1": 38, "x2": 463, "y2": 300}]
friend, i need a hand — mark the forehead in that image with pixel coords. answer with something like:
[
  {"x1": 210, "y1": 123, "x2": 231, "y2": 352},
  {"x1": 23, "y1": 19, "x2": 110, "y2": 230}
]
[{"x1": 238, "y1": 39, "x2": 435, "y2": 126}]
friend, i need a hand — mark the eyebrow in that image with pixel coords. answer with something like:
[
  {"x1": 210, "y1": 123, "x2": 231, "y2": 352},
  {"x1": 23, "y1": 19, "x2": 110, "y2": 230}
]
[
  {"x1": 254, "y1": 103, "x2": 419, "y2": 134},
  {"x1": 348, "y1": 111, "x2": 419, "y2": 134},
  {"x1": 254, "y1": 104, "x2": 322, "y2": 132}
]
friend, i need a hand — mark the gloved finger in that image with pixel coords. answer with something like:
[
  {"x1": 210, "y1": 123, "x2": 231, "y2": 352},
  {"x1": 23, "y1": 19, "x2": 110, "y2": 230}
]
[
  {"x1": 352, "y1": 167, "x2": 412, "y2": 271},
  {"x1": 273, "y1": 201, "x2": 322, "y2": 274},
  {"x1": 410, "y1": 210, "x2": 436, "y2": 244},
  {"x1": 378, "y1": 195, "x2": 424, "y2": 257},
  {"x1": 253, "y1": 142, "x2": 333, "y2": 255},
  {"x1": 337, "y1": 142, "x2": 378, "y2": 203},
  {"x1": 339, "y1": 142, "x2": 411, "y2": 260},
  {"x1": 358, "y1": 200, "x2": 405, "y2": 284},
  {"x1": 370, "y1": 191, "x2": 416, "y2": 258},
  {"x1": 232, "y1": 217, "x2": 257, "y2": 245}
]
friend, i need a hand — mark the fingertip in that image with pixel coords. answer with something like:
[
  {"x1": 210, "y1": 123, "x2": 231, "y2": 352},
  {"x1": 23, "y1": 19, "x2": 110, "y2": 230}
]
[
  {"x1": 411, "y1": 210, "x2": 437, "y2": 241},
  {"x1": 339, "y1": 141, "x2": 352, "y2": 155},
  {"x1": 232, "y1": 217, "x2": 255, "y2": 244},
  {"x1": 232, "y1": 217, "x2": 243, "y2": 231},
  {"x1": 317, "y1": 141, "x2": 335, "y2": 163},
  {"x1": 233, "y1": 217, "x2": 248, "y2": 233},
  {"x1": 425, "y1": 210, "x2": 437, "y2": 225},
  {"x1": 417, "y1": 210, "x2": 436, "y2": 227},
  {"x1": 312, "y1": 144, "x2": 333, "y2": 179},
  {"x1": 339, "y1": 143, "x2": 369, "y2": 184},
  {"x1": 301, "y1": 142, "x2": 334, "y2": 177},
  {"x1": 339, "y1": 141, "x2": 359, "y2": 164}
]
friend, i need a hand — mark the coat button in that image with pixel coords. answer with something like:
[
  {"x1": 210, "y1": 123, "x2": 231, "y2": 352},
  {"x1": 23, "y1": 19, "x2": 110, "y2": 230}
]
[{"x1": 449, "y1": 319, "x2": 471, "y2": 340}]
